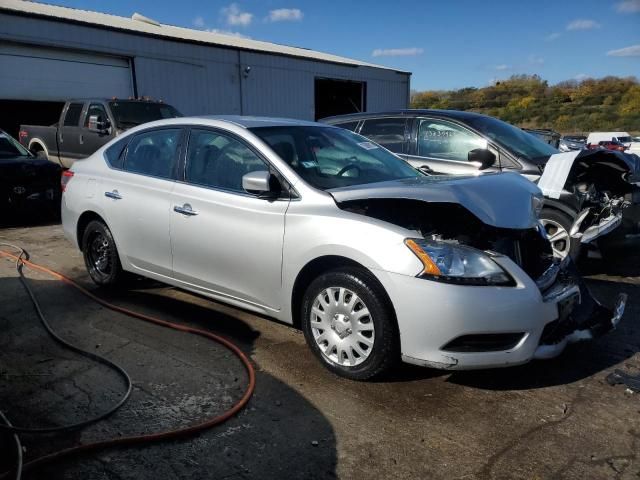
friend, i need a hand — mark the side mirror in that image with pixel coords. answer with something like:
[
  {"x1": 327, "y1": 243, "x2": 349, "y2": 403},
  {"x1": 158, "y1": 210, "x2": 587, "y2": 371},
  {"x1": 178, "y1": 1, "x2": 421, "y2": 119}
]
[
  {"x1": 88, "y1": 115, "x2": 110, "y2": 133},
  {"x1": 468, "y1": 148, "x2": 496, "y2": 170},
  {"x1": 242, "y1": 170, "x2": 276, "y2": 197}
]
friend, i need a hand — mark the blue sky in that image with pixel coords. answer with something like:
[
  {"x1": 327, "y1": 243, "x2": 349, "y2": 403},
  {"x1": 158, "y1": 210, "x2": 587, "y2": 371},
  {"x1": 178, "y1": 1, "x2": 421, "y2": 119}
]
[{"x1": 48, "y1": 0, "x2": 640, "y2": 91}]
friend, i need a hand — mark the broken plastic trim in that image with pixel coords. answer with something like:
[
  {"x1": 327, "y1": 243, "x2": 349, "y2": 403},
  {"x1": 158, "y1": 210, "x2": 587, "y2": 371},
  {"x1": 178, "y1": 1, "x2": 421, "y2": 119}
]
[{"x1": 534, "y1": 293, "x2": 627, "y2": 360}]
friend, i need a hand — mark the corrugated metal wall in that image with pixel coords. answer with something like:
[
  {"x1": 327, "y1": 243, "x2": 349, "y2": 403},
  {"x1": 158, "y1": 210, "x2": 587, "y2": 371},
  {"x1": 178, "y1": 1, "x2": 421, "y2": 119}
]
[{"x1": 0, "y1": 11, "x2": 410, "y2": 119}]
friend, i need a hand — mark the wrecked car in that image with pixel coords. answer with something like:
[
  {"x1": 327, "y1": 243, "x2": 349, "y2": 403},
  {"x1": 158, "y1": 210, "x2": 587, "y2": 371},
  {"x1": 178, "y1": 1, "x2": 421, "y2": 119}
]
[
  {"x1": 321, "y1": 111, "x2": 640, "y2": 260},
  {"x1": 61, "y1": 116, "x2": 626, "y2": 380}
]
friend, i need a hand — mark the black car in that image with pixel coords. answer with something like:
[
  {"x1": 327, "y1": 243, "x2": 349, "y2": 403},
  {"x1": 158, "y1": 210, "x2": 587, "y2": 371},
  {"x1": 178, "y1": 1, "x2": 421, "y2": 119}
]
[
  {"x1": 0, "y1": 129, "x2": 61, "y2": 221},
  {"x1": 321, "y1": 110, "x2": 639, "y2": 259}
]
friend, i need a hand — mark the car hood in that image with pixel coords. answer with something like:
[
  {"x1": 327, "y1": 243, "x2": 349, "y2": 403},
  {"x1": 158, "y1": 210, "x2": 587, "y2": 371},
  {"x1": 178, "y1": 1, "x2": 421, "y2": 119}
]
[
  {"x1": 0, "y1": 156, "x2": 61, "y2": 180},
  {"x1": 328, "y1": 172, "x2": 543, "y2": 229}
]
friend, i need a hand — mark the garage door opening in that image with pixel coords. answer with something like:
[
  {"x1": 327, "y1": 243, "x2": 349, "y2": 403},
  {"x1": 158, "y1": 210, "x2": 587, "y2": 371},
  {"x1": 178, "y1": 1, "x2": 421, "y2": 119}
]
[
  {"x1": 314, "y1": 78, "x2": 366, "y2": 121},
  {"x1": 0, "y1": 100, "x2": 63, "y2": 139}
]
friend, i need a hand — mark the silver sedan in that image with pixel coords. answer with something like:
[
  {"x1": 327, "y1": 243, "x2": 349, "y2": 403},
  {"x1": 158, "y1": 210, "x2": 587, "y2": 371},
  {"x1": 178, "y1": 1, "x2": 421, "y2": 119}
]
[{"x1": 61, "y1": 116, "x2": 626, "y2": 380}]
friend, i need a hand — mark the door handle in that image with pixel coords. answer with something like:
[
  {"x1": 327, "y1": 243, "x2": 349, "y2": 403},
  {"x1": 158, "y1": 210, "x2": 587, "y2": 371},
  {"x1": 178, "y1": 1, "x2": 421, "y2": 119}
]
[
  {"x1": 79, "y1": 134, "x2": 84, "y2": 144},
  {"x1": 104, "y1": 190, "x2": 122, "y2": 200},
  {"x1": 173, "y1": 204, "x2": 198, "y2": 216}
]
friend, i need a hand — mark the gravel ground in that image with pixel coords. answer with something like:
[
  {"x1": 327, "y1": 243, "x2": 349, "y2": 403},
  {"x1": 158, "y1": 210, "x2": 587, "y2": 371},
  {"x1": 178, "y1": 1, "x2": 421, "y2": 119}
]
[{"x1": 0, "y1": 222, "x2": 639, "y2": 480}]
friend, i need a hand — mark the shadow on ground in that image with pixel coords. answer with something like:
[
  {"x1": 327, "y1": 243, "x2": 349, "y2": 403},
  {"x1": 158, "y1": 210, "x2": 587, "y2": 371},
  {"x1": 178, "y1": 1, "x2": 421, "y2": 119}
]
[{"x1": 0, "y1": 274, "x2": 337, "y2": 480}]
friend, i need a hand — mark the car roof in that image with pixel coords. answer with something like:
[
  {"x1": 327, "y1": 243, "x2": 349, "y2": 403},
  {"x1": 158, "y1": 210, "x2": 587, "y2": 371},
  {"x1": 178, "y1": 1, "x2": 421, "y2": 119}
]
[
  {"x1": 192, "y1": 115, "x2": 326, "y2": 129},
  {"x1": 320, "y1": 109, "x2": 494, "y2": 123}
]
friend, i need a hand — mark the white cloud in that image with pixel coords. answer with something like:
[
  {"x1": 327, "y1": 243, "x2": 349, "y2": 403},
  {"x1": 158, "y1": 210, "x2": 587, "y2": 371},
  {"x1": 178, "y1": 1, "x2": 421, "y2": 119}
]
[
  {"x1": 575, "y1": 73, "x2": 589, "y2": 81},
  {"x1": 545, "y1": 32, "x2": 561, "y2": 41},
  {"x1": 615, "y1": 0, "x2": 640, "y2": 12},
  {"x1": 372, "y1": 47, "x2": 424, "y2": 57},
  {"x1": 267, "y1": 8, "x2": 303, "y2": 22},
  {"x1": 221, "y1": 3, "x2": 253, "y2": 27},
  {"x1": 607, "y1": 44, "x2": 640, "y2": 56},
  {"x1": 566, "y1": 19, "x2": 601, "y2": 30},
  {"x1": 528, "y1": 55, "x2": 544, "y2": 65},
  {"x1": 495, "y1": 64, "x2": 510, "y2": 71},
  {"x1": 193, "y1": 16, "x2": 205, "y2": 28}
]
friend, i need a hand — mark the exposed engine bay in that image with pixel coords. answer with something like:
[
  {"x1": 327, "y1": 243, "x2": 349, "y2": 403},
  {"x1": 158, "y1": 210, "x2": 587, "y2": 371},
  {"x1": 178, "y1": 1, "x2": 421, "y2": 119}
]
[
  {"x1": 339, "y1": 199, "x2": 554, "y2": 280},
  {"x1": 540, "y1": 149, "x2": 639, "y2": 244}
]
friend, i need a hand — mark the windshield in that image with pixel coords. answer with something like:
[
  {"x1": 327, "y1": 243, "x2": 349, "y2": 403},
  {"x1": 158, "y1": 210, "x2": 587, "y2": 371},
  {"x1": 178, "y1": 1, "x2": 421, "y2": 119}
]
[
  {"x1": 250, "y1": 126, "x2": 421, "y2": 190},
  {"x1": 108, "y1": 101, "x2": 182, "y2": 129},
  {"x1": 0, "y1": 131, "x2": 30, "y2": 159},
  {"x1": 465, "y1": 115, "x2": 558, "y2": 161},
  {"x1": 616, "y1": 136, "x2": 632, "y2": 143}
]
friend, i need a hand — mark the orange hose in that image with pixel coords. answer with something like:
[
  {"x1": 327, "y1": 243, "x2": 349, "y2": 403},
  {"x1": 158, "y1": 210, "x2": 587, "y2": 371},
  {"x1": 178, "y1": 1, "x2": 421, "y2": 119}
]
[{"x1": 0, "y1": 249, "x2": 256, "y2": 475}]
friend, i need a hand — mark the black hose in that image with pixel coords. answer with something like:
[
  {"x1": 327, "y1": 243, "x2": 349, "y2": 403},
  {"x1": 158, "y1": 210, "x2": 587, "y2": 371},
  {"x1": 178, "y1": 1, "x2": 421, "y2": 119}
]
[
  {"x1": 0, "y1": 410, "x2": 22, "y2": 480},
  {"x1": 0, "y1": 243, "x2": 132, "y2": 434}
]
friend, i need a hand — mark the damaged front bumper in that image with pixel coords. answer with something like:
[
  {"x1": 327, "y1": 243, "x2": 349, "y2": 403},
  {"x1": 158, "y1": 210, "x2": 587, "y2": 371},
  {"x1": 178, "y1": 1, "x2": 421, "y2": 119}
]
[
  {"x1": 570, "y1": 204, "x2": 627, "y2": 245},
  {"x1": 533, "y1": 263, "x2": 627, "y2": 359},
  {"x1": 379, "y1": 255, "x2": 627, "y2": 371}
]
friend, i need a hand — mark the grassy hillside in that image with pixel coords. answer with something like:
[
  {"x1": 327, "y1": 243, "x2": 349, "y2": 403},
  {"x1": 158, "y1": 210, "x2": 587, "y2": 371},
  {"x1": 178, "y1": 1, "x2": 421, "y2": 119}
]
[{"x1": 410, "y1": 75, "x2": 640, "y2": 134}]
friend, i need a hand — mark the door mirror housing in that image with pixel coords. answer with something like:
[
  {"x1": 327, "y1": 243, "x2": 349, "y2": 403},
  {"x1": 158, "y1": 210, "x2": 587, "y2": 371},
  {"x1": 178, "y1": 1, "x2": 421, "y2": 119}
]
[
  {"x1": 88, "y1": 115, "x2": 110, "y2": 133},
  {"x1": 242, "y1": 170, "x2": 278, "y2": 197},
  {"x1": 468, "y1": 148, "x2": 496, "y2": 170}
]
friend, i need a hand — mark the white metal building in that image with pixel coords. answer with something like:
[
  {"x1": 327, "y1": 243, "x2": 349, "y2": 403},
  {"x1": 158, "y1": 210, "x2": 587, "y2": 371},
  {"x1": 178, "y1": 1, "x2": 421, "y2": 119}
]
[{"x1": 0, "y1": 0, "x2": 411, "y2": 135}]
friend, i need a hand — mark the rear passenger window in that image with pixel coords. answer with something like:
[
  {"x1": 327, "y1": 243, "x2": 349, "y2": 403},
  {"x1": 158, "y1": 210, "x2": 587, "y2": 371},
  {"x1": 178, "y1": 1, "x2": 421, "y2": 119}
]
[
  {"x1": 186, "y1": 129, "x2": 268, "y2": 193},
  {"x1": 64, "y1": 103, "x2": 84, "y2": 127},
  {"x1": 104, "y1": 137, "x2": 129, "y2": 168},
  {"x1": 123, "y1": 129, "x2": 181, "y2": 179},
  {"x1": 359, "y1": 118, "x2": 406, "y2": 153}
]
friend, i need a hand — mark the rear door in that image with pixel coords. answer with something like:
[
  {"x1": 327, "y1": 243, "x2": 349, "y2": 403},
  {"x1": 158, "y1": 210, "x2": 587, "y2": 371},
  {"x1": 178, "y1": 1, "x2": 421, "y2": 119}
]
[
  {"x1": 170, "y1": 127, "x2": 289, "y2": 310},
  {"x1": 58, "y1": 102, "x2": 85, "y2": 167},
  {"x1": 405, "y1": 117, "x2": 499, "y2": 175},
  {"x1": 102, "y1": 127, "x2": 183, "y2": 278},
  {"x1": 81, "y1": 102, "x2": 115, "y2": 156}
]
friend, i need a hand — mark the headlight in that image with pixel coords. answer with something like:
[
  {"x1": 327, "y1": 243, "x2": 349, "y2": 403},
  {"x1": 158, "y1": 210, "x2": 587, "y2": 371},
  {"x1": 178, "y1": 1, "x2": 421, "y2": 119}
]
[
  {"x1": 404, "y1": 238, "x2": 514, "y2": 286},
  {"x1": 531, "y1": 194, "x2": 544, "y2": 219}
]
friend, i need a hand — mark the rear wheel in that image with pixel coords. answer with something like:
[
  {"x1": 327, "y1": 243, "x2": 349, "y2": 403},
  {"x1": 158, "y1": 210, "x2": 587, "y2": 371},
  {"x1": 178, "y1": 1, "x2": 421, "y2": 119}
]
[
  {"x1": 301, "y1": 267, "x2": 399, "y2": 380},
  {"x1": 81, "y1": 220, "x2": 124, "y2": 287},
  {"x1": 540, "y1": 208, "x2": 581, "y2": 260}
]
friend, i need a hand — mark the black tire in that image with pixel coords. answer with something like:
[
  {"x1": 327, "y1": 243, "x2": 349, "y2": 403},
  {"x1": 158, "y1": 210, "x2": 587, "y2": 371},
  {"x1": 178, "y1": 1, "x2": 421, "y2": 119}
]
[
  {"x1": 81, "y1": 220, "x2": 125, "y2": 287},
  {"x1": 301, "y1": 267, "x2": 399, "y2": 381},
  {"x1": 540, "y1": 208, "x2": 581, "y2": 260}
]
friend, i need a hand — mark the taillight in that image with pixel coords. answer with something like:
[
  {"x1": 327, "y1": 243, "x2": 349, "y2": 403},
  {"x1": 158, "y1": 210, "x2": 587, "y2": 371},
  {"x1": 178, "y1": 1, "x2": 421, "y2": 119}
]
[{"x1": 61, "y1": 170, "x2": 74, "y2": 192}]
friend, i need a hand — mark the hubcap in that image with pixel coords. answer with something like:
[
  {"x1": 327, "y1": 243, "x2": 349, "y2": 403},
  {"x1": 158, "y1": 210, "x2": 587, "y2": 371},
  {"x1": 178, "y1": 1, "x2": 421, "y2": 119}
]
[
  {"x1": 89, "y1": 233, "x2": 111, "y2": 275},
  {"x1": 541, "y1": 219, "x2": 570, "y2": 259},
  {"x1": 310, "y1": 287, "x2": 375, "y2": 367}
]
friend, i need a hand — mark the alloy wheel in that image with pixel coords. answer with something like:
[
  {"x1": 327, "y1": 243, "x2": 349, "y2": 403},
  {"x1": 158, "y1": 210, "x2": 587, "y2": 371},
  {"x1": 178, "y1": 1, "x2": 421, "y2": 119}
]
[{"x1": 541, "y1": 218, "x2": 571, "y2": 259}]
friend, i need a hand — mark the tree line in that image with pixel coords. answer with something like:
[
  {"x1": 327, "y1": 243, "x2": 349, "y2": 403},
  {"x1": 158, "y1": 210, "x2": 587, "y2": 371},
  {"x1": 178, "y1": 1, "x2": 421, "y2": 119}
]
[{"x1": 410, "y1": 75, "x2": 640, "y2": 134}]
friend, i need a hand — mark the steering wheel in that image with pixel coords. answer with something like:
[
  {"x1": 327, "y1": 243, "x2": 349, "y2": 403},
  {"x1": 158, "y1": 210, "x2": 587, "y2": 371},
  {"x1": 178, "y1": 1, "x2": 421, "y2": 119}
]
[{"x1": 337, "y1": 163, "x2": 361, "y2": 177}]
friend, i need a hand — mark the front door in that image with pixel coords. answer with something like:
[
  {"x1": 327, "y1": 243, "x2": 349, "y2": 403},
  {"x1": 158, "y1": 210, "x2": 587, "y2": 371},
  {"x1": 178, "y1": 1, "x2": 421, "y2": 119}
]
[
  {"x1": 102, "y1": 127, "x2": 182, "y2": 278},
  {"x1": 81, "y1": 102, "x2": 115, "y2": 157},
  {"x1": 170, "y1": 128, "x2": 289, "y2": 310},
  {"x1": 404, "y1": 117, "x2": 499, "y2": 176}
]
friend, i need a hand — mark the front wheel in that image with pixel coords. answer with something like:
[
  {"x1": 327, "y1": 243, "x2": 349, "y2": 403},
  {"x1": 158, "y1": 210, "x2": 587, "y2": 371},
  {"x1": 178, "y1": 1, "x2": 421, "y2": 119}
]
[
  {"x1": 540, "y1": 208, "x2": 581, "y2": 260},
  {"x1": 81, "y1": 220, "x2": 125, "y2": 287},
  {"x1": 301, "y1": 268, "x2": 399, "y2": 380}
]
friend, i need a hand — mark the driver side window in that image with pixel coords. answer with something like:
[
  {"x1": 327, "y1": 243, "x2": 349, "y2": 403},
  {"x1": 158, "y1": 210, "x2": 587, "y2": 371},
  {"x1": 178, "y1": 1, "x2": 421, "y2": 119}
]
[
  {"x1": 418, "y1": 119, "x2": 486, "y2": 162},
  {"x1": 186, "y1": 129, "x2": 268, "y2": 193},
  {"x1": 84, "y1": 103, "x2": 108, "y2": 127}
]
